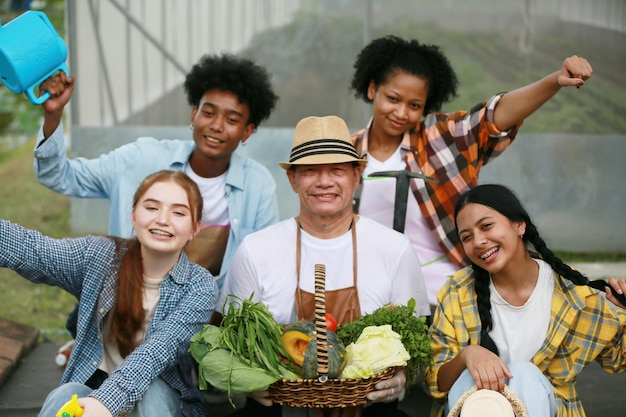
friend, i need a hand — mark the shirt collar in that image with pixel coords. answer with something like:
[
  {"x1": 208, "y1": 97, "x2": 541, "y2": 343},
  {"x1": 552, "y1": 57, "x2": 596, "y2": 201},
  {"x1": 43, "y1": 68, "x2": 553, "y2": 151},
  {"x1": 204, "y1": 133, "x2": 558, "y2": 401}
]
[
  {"x1": 168, "y1": 251, "x2": 194, "y2": 285},
  {"x1": 224, "y1": 152, "x2": 246, "y2": 191},
  {"x1": 171, "y1": 141, "x2": 196, "y2": 167}
]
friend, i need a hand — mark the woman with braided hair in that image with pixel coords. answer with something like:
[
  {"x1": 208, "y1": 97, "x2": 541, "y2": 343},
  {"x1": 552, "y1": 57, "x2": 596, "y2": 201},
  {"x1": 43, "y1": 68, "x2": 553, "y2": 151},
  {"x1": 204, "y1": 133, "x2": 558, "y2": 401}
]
[{"x1": 424, "y1": 184, "x2": 626, "y2": 417}]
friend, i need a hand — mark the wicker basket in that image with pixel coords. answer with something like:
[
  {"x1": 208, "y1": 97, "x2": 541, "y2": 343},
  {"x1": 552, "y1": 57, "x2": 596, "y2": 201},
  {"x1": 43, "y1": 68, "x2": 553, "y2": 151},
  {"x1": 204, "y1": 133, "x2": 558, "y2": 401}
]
[{"x1": 268, "y1": 264, "x2": 395, "y2": 408}]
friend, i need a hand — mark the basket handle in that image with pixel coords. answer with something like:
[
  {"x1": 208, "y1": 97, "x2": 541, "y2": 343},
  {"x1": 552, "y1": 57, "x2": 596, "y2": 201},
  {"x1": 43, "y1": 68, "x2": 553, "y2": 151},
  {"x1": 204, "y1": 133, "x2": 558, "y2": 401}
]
[{"x1": 313, "y1": 264, "x2": 330, "y2": 381}]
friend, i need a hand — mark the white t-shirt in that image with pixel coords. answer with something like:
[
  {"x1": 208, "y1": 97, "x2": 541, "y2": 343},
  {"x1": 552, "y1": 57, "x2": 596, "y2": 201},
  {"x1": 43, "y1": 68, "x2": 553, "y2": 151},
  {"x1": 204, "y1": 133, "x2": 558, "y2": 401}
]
[
  {"x1": 489, "y1": 259, "x2": 554, "y2": 364},
  {"x1": 360, "y1": 145, "x2": 457, "y2": 305},
  {"x1": 184, "y1": 164, "x2": 229, "y2": 226},
  {"x1": 218, "y1": 217, "x2": 430, "y2": 324}
]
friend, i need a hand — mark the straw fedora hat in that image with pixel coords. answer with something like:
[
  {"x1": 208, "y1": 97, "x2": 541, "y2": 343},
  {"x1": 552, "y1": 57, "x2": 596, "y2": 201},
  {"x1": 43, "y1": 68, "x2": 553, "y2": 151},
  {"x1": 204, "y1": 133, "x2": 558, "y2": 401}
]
[
  {"x1": 279, "y1": 115, "x2": 367, "y2": 169},
  {"x1": 447, "y1": 386, "x2": 528, "y2": 417}
]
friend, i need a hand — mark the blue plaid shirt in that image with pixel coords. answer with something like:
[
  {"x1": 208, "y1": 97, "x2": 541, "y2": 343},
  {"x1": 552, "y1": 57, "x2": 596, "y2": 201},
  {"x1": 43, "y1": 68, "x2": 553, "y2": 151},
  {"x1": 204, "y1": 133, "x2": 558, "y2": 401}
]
[{"x1": 0, "y1": 220, "x2": 217, "y2": 416}]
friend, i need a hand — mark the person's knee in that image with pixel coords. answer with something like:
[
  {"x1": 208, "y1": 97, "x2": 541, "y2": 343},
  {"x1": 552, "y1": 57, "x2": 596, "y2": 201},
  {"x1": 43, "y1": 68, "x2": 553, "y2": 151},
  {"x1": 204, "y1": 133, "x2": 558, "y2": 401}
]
[
  {"x1": 47, "y1": 382, "x2": 93, "y2": 401},
  {"x1": 506, "y1": 361, "x2": 556, "y2": 416},
  {"x1": 507, "y1": 361, "x2": 537, "y2": 371},
  {"x1": 40, "y1": 383, "x2": 92, "y2": 417},
  {"x1": 507, "y1": 361, "x2": 543, "y2": 380},
  {"x1": 133, "y1": 378, "x2": 181, "y2": 417},
  {"x1": 446, "y1": 369, "x2": 476, "y2": 412}
]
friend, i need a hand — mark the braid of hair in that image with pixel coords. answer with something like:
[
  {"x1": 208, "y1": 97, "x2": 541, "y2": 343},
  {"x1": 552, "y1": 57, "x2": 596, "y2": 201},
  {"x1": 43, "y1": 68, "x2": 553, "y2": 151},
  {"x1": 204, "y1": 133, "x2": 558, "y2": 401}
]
[
  {"x1": 474, "y1": 265, "x2": 500, "y2": 355},
  {"x1": 524, "y1": 221, "x2": 588, "y2": 286}
]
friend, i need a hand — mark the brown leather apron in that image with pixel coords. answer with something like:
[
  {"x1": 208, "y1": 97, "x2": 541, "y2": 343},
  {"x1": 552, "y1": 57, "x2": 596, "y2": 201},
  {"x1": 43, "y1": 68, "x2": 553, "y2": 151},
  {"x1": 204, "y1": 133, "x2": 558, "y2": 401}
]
[
  {"x1": 292, "y1": 216, "x2": 366, "y2": 417},
  {"x1": 183, "y1": 225, "x2": 229, "y2": 276},
  {"x1": 294, "y1": 216, "x2": 361, "y2": 326}
]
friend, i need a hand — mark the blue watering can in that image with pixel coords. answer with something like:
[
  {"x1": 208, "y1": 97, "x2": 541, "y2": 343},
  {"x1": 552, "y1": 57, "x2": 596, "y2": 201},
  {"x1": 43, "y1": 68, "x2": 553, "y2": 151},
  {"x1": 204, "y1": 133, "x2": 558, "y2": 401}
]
[{"x1": 0, "y1": 10, "x2": 69, "y2": 105}]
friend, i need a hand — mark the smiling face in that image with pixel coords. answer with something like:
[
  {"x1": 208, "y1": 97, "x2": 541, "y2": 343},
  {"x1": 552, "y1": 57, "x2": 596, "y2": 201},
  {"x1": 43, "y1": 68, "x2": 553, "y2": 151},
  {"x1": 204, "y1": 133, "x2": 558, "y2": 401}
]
[
  {"x1": 368, "y1": 70, "x2": 428, "y2": 143},
  {"x1": 287, "y1": 163, "x2": 362, "y2": 228},
  {"x1": 456, "y1": 202, "x2": 527, "y2": 275},
  {"x1": 189, "y1": 89, "x2": 255, "y2": 177},
  {"x1": 131, "y1": 180, "x2": 200, "y2": 257}
]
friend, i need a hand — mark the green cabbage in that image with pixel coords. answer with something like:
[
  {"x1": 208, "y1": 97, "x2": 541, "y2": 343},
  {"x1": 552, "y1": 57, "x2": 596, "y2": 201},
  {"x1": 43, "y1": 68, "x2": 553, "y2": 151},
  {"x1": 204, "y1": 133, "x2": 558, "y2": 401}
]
[
  {"x1": 340, "y1": 325, "x2": 410, "y2": 379},
  {"x1": 198, "y1": 348, "x2": 280, "y2": 393}
]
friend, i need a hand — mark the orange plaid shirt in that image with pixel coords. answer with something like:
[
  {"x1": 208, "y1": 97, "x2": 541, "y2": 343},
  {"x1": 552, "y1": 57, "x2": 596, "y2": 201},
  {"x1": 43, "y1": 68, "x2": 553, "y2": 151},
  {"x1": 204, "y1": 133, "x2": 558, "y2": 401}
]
[{"x1": 352, "y1": 94, "x2": 521, "y2": 267}]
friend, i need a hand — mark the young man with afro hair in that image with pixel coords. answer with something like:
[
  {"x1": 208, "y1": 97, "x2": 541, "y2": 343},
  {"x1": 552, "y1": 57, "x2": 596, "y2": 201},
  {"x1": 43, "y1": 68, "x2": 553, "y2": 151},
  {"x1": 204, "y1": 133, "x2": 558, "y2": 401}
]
[{"x1": 35, "y1": 53, "x2": 280, "y2": 288}]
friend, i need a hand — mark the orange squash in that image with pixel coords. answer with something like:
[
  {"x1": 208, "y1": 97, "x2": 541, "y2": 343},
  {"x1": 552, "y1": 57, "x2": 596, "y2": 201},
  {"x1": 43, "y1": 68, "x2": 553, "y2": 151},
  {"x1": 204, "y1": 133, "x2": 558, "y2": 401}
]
[
  {"x1": 282, "y1": 320, "x2": 346, "y2": 378},
  {"x1": 281, "y1": 321, "x2": 315, "y2": 366}
]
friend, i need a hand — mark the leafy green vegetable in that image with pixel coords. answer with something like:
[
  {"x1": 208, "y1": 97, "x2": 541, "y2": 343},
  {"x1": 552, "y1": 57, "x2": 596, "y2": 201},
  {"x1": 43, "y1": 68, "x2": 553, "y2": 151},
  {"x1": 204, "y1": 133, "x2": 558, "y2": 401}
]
[
  {"x1": 198, "y1": 348, "x2": 285, "y2": 393},
  {"x1": 189, "y1": 324, "x2": 221, "y2": 364},
  {"x1": 189, "y1": 295, "x2": 301, "y2": 406},
  {"x1": 219, "y1": 294, "x2": 300, "y2": 379},
  {"x1": 336, "y1": 298, "x2": 432, "y2": 386},
  {"x1": 340, "y1": 325, "x2": 410, "y2": 379}
]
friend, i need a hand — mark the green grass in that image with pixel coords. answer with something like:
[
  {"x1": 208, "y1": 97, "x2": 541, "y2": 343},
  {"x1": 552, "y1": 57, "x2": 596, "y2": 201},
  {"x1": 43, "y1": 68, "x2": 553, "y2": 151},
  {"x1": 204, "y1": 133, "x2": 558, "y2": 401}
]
[
  {"x1": 0, "y1": 0, "x2": 77, "y2": 341},
  {"x1": 0, "y1": 137, "x2": 75, "y2": 342}
]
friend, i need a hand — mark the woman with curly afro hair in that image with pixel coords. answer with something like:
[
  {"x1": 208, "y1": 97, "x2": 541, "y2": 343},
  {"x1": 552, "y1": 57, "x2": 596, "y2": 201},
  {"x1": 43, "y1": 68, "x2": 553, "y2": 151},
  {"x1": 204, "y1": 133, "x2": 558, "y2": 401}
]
[{"x1": 351, "y1": 35, "x2": 592, "y2": 305}]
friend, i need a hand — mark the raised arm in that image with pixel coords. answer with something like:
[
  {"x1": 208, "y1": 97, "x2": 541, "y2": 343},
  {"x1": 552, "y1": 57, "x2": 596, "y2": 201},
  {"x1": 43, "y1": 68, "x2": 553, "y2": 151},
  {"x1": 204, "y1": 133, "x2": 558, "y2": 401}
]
[
  {"x1": 39, "y1": 71, "x2": 75, "y2": 139},
  {"x1": 493, "y1": 55, "x2": 593, "y2": 131}
]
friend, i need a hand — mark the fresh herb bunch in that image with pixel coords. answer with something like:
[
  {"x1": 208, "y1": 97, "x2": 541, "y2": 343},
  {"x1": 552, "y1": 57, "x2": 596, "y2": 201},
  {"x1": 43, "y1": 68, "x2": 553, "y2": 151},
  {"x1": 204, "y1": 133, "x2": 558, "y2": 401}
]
[{"x1": 336, "y1": 298, "x2": 432, "y2": 386}]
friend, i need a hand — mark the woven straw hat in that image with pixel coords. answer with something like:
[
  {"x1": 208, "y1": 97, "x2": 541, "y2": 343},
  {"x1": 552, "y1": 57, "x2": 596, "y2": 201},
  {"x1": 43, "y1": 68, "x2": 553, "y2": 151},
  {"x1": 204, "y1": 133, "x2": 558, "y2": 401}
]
[
  {"x1": 279, "y1": 115, "x2": 367, "y2": 169},
  {"x1": 447, "y1": 386, "x2": 528, "y2": 417}
]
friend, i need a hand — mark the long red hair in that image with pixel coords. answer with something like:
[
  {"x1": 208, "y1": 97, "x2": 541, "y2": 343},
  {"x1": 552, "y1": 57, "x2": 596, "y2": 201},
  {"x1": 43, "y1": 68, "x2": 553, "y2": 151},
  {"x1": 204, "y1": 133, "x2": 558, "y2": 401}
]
[{"x1": 110, "y1": 170, "x2": 202, "y2": 357}]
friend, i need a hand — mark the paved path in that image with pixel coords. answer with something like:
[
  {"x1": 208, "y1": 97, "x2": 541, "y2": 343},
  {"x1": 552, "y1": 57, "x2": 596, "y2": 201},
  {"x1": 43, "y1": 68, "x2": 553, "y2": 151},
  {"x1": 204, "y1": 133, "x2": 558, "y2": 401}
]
[{"x1": 1, "y1": 263, "x2": 625, "y2": 416}]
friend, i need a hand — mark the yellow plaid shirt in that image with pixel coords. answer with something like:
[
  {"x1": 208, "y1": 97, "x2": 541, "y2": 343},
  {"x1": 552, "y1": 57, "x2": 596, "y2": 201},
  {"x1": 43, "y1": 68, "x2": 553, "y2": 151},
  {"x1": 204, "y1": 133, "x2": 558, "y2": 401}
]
[
  {"x1": 352, "y1": 94, "x2": 520, "y2": 268},
  {"x1": 425, "y1": 266, "x2": 626, "y2": 417}
]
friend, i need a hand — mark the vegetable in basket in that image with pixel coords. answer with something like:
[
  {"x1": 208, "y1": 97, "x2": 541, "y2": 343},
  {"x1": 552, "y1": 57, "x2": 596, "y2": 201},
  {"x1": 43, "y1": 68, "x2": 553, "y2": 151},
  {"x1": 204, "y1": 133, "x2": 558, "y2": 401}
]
[
  {"x1": 336, "y1": 298, "x2": 432, "y2": 386},
  {"x1": 189, "y1": 295, "x2": 300, "y2": 399},
  {"x1": 281, "y1": 320, "x2": 346, "y2": 378},
  {"x1": 340, "y1": 325, "x2": 410, "y2": 379}
]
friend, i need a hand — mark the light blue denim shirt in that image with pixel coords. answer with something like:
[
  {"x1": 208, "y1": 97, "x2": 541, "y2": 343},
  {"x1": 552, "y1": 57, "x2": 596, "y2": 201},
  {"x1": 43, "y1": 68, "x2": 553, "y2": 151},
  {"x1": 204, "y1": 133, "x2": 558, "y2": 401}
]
[{"x1": 34, "y1": 122, "x2": 279, "y2": 288}]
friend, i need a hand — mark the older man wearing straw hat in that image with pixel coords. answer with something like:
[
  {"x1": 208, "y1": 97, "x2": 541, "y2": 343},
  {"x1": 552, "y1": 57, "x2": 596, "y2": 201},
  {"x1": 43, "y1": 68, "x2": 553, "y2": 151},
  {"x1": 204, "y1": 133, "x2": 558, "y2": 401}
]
[{"x1": 216, "y1": 115, "x2": 429, "y2": 416}]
